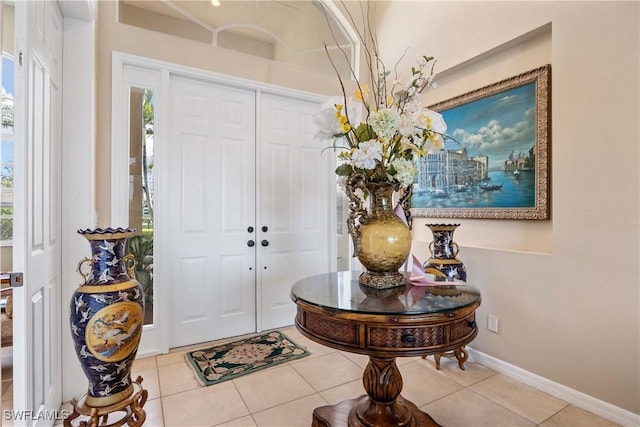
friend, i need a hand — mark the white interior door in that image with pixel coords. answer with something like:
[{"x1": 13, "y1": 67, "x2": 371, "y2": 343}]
[
  {"x1": 168, "y1": 76, "x2": 257, "y2": 348},
  {"x1": 257, "y1": 93, "x2": 334, "y2": 331},
  {"x1": 12, "y1": 0, "x2": 63, "y2": 423}
]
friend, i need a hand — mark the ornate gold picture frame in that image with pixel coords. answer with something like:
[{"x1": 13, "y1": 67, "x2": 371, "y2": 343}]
[{"x1": 411, "y1": 65, "x2": 551, "y2": 220}]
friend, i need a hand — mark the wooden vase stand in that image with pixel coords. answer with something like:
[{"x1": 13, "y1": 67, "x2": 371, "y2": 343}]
[
  {"x1": 64, "y1": 376, "x2": 147, "y2": 427},
  {"x1": 423, "y1": 346, "x2": 469, "y2": 370}
]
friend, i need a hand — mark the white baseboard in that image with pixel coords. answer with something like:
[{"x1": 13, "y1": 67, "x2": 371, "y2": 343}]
[{"x1": 467, "y1": 348, "x2": 640, "y2": 427}]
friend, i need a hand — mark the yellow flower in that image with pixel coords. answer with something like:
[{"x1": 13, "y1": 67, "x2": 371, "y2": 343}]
[
  {"x1": 354, "y1": 84, "x2": 370, "y2": 102},
  {"x1": 386, "y1": 95, "x2": 394, "y2": 108},
  {"x1": 334, "y1": 104, "x2": 351, "y2": 133},
  {"x1": 424, "y1": 115, "x2": 433, "y2": 130}
]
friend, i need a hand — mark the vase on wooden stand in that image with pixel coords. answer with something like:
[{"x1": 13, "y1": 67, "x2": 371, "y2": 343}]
[{"x1": 69, "y1": 227, "x2": 145, "y2": 407}]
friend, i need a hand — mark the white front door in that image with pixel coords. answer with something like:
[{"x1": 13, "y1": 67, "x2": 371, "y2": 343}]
[
  {"x1": 168, "y1": 76, "x2": 257, "y2": 348},
  {"x1": 165, "y1": 73, "x2": 335, "y2": 347},
  {"x1": 12, "y1": 0, "x2": 63, "y2": 423},
  {"x1": 257, "y1": 93, "x2": 334, "y2": 330}
]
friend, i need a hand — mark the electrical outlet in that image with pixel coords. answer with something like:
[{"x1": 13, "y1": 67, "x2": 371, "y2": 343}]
[{"x1": 487, "y1": 314, "x2": 499, "y2": 333}]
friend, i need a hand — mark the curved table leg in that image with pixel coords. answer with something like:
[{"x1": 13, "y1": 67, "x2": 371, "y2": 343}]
[
  {"x1": 312, "y1": 356, "x2": 441, "y2": 427},
  {"x1": 455, "y1": 347, "x2": 469, "y2": 370}
]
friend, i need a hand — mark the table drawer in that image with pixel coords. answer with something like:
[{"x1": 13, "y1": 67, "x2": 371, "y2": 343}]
[
  {"x1": 301, "y1": 309, "x2": 359, "y2": 346},
  {"x1": 366, "y1": 313, "x2": 477, "y2": 351}
]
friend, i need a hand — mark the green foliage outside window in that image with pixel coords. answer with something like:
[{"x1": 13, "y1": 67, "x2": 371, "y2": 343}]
[
  {"x1": 0, "y1": 207, "x2": 11, "y2": 234},
  {"x1": 126, "y1": 234, "x2": 154, "y2": 306}
]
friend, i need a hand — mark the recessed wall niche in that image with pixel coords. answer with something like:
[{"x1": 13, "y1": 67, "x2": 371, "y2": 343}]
[{"x1": 413, "y1": 23, "x2": 553, "y2": 254}]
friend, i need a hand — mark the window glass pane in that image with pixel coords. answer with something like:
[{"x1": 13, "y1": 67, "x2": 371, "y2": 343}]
[
  {"x1": 1, "y1": 53, "x2": 15, "y2": 246},
  {"x1": 128, "y1": 87, "x2": 154, "y2": 326}
]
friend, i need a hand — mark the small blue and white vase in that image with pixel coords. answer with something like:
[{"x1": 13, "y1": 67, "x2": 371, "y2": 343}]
[
  {"x1": 69, "y1": 227, "x2": 145, "y2": 407},
  {"x1": 423, "y1": 224, "x2": 467, "y2": 281}
]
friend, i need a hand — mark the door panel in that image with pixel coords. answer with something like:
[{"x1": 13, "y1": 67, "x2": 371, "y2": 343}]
[
  {"x1": 13, "y1": 0, "x2": 63, "y2": 422},
  {"x1": 168, "y1": 76, "x2": 256, "y2": 347},
  {"x1": 258, "y1": 94, "x2": 332, "y2": 331}
]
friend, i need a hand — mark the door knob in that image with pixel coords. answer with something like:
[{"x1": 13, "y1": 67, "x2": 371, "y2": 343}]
[
  {"x1": 247, "y1": 240, "x2": 255, "y2": 247},
  {"x1": 247, "y1": 226, "x2": 254, "y2": 233},
  {"x1": 261, "y1": 240, "x2": 269, "y2": 247},
  {"x1": 262, "y1": 226, "x2": 268, "y2": 232}
]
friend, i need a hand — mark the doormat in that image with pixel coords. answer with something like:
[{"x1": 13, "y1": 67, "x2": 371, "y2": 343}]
[{"x1": 185, "y1": 331, "x2": 310, "y2": 386}]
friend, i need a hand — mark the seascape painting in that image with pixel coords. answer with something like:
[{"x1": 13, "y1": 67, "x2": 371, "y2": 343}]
[{"x1": 411, "y1": 65, "x2": 550, "y2": 220}]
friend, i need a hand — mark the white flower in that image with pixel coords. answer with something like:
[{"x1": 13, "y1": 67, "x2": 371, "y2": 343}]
[
  {"x1": 313, "y1": 103, "x2": 342, "y2": 142},
  {"x1": 341, "y1": 98, "x2": 363, "y2": 126},
  {"x1": 313, "y1": 98, "x2": 363, "y2": 143},
  {"x1": 398, "y1": 114, "x2": 415, "y2": 138},
  {"x1": 400, "y1": 136, "x2": 420, "y2": 154},
  {"x1": 423, "y1": 134, "x2": 444, "y2": 153},
  {"x1": 352, "y1": 139, "x2": 382, "y2": 170},
  {"x1": 313, "y1": 51, "x2": 444, "y2": 186},
  {"x1": 391, "y1": 157, "x2": 417, "y2": 186},
  {"x1": 403, "y1": 100, "x2": 420, "y2": 117},
  {"x1": 369, "y1": 108, "x2": 400, "y2": 142},
  {"x1": 419, "y1": 108, "x2": 447, "y2": 134}
]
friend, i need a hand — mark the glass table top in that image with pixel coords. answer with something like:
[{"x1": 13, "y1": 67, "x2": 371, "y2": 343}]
[{"x1": 291, "y1": 271, "x2": 481, "y2": 316}]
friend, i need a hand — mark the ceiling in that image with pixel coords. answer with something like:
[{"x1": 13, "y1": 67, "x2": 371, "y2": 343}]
[
  {"x1": 119, "y1": 0, "x2": 354, "y2": 78},
  {"x1": 121, "y1": 0, "x2": 338, "y2": 44}
]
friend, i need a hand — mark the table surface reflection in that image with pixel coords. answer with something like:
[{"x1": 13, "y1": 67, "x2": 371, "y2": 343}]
[{"x1": 290, "y1": 271, "x2": 481, "y2": 316}]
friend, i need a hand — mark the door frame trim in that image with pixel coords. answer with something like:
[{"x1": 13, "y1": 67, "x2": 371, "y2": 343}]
[
  {"x1": 60, "y1": 14, "x2": 99, "y2": 403},
  {"x1": 111, "y1": 52, "x2": 335, "y2": 355}
]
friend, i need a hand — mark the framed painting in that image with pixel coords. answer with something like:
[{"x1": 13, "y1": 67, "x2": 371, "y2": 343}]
[{"x1": 411, "y1": 65, "x2": 551, "y2": 220}]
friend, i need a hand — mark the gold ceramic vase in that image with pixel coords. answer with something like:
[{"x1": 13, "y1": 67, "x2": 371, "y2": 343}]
[{"x1": 346, "y1": 175, "x2": 411, "y2": 289}]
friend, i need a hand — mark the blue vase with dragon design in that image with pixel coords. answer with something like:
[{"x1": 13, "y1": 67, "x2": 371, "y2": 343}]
[{"x1": 69, "y1": 227, "x2": 145, "y2": 407}]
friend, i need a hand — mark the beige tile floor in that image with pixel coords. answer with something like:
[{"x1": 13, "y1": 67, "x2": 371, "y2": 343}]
[{"x1": 1, "y1": 328, "x2": 621, "y2": 427}]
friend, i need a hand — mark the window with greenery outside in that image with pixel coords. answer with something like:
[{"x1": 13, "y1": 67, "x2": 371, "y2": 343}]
[
  {"x1": 1, "y1": 54, "x2": 14, "y2": 244},
  {"x1": 126, "y1": 88, "x2": 154, "y2": 325}
]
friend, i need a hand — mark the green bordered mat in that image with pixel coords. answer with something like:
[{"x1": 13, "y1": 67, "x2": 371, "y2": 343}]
[{"x1": 185, "y1": 330, "x2": 310, "y2": 386}]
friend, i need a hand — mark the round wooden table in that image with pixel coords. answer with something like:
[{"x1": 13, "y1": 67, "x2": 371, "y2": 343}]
[{"x1": 291, "y1": 271, "x2": 481, "y2": 427}]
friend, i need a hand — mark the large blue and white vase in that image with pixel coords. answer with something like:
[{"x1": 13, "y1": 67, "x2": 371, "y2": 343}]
[{"x1": 70, "y1": 227, "x2": 145, "y2": 407}]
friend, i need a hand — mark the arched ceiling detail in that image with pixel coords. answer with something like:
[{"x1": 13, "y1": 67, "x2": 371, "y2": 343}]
[{"x1": 119, "y1": 0, "x2": 358, "y2": 79}]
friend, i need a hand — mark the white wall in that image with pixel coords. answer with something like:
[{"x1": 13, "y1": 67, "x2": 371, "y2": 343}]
[
  {"x1": 374, "y1": 1, "x2": 639, "y2": 415},
  {"x1": 61, "y1": 15, "x2": 97, "y2": 403}
]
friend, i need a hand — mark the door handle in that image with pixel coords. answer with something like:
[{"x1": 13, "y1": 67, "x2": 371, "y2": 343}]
[
  {"x1": 0, "y1": 272, "x2": 23, "y2": 288},
  {"x1": 247, "y1": 240, "x2": 255, "y2": 247},
  {"x1": 261, "y1": 240, "x2": 269, "y2": 247}
]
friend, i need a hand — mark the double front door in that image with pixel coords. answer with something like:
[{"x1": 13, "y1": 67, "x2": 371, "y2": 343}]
[{"x1": 167, "y1": 76, "x2": 333, "y2": 348}]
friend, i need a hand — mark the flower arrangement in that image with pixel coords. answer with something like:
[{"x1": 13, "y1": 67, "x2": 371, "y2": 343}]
[{"x1": 314, "y1": 52, "x2": 447, "y2": 187}]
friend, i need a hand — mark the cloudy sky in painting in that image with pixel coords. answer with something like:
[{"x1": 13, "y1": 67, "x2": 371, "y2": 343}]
[{"x1": 441, "y1": 82, "x2": 536, "y2": 169}]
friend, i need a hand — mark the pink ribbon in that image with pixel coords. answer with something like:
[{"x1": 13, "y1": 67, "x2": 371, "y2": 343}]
[{"x1": 393, "y1": 204, "x2": 443, "y2": 286}]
